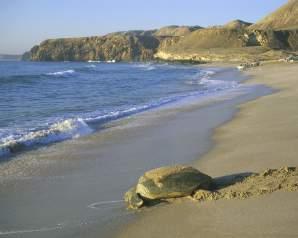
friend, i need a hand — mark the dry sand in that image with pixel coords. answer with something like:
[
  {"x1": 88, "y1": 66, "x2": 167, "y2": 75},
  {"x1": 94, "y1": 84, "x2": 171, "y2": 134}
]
[{"x1": 116, "y1": 62, "x2": 298, "y2": 238}]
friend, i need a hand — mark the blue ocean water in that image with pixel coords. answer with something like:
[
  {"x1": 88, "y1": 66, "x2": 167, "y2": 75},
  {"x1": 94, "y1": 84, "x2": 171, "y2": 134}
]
[{"x1": 0, "y1": 61, "x2": 239, "y2": 156}]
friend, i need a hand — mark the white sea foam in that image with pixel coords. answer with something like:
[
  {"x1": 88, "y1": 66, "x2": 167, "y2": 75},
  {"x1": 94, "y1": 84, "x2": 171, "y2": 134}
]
[
  {"x1": 46, "y1": 69, "x2": 75, "y2": 76},
  {"x1": 199, "y1": 78, "x2": 238, "y2": 88},
  {"x1": 0, "y1": 118, "x2": 93, "y2": 155},
  {"x1": 186, "y1": 69, "x2": 238, "y2": 91},
  {"x1": 86, "y1": 64, "x2": 96, "y2": 68},
  {"x1": 133, "y1": 63, "x2": 156, "y2": 71}
]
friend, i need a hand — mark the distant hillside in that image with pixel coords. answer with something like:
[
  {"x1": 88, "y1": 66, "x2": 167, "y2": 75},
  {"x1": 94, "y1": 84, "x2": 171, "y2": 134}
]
[
  {"x1": 163, "y1": 27, "x2": 249, "y2": 50},
  {"x1": 224, "y1": 20, "x2": 253, "y2": 30},
  {"x1": 154, "y1": 25, "x2": 202, "y2": 37},
  {"x1": 28, "y1": 31, "x2": 160, "y2": 62},
  {"x1": 250, "y1": 0, "x2": 298, "y2": 30},
  {"x1": 25, "y1": 1, "x2": 298, "y2": 63},
  {"x1": 0, "y1": 54, "x2": 22, "y2": 61}
]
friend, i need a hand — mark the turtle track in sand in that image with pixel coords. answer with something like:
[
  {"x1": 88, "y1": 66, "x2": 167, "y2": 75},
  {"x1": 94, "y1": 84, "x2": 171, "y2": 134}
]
[{"x1": 192, "y1": 167, "x2": 298, "y2": 202}]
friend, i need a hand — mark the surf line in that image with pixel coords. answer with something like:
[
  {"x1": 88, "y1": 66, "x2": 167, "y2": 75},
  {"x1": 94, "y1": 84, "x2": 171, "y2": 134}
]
[
  {"x1": 88, "y1": 199, "x2": 124, "y2": 209},
  {"x1": 0, "y1": 224, "x2": 63, "y2": 236}
]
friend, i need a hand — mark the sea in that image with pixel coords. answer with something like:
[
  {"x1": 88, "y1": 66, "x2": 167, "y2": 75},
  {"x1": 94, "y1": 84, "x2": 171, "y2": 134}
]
[{"x1": 0, "y1": 61, "x2": 239, "y2": 158}]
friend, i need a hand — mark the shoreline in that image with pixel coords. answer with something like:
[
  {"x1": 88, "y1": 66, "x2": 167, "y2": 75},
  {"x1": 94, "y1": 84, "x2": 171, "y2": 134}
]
[
  {"x1": 116, "y1": 63, "x2": 298, "y2": 238},
  {"x1": 0, "y1": 63, "x2": 240, "y2": 159},
  {"x1": 0, "y1": 66, "x2": 271, "y2": 238}
]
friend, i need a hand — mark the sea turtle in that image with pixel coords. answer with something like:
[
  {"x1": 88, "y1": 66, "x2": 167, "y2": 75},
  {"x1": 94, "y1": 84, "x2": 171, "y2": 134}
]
[{"x1": 124, "y1": 165, "x2": 212, "y2": 209}]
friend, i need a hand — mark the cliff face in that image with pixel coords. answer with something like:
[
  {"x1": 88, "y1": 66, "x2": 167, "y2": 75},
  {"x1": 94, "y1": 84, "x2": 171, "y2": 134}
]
[
  {"x1": 29, "y1": 31, "x2": 160, "y2": 62},
  {"x1": 155, "y1": 26, "x2": 298, "y2": 62},
  {"x1": 27, "y1": 28, "x2": 298, "y2": 62},
  {"x1": 25, "y1": 1, "x2": 298, "y2": 63},
  {"x1": 253, "y1": 29, "x2": 298, "y2": 50}
]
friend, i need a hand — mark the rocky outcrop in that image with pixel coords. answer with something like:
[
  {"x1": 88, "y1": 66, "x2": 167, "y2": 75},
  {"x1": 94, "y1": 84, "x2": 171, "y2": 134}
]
[
  {"x1": 26, "y1": 27, "x2": 298, "y2": 62},
  {"x1": 24, "y1": 1, "x2": 298, "y2": 63},
  {"x1": 252, "y1": 29, "x2": 298, "y2": 50},
  {"x1": 155, "y1": 27, "x2": 298, "y2": 62},
  {"x1": 29, "y1": 31, "x2": 160, "y2": 62}
]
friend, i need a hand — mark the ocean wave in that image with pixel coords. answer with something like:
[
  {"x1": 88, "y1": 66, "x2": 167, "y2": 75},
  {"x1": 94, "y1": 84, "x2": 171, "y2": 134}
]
[
  {"x1": 0, "y1": 63, "x2": 243, "y2": 158},
  {"x1": 46, "y1": 69, "x2": 75, "y2": 76},
  {"x1": 199, "y1": 78, "x2": 238, "y2": 88},
  {"x1": 185, "y1": 70, "x2": 216, "y2": 83},
  {"x1": 0, "y1": 74, "x2": 42, "y2": 85},
  {"x1": 133, "y1": 63, "x2": 156, "y2": 71},
  {"x1": 86, "y1": 64, "x2": 96, "y2": 68},
  {"x1": 0, "y1": 118, "x2": 93, "y2": 156},
  {"x1": 185, "y1": 69, "x2": 238, "y2": 90}
]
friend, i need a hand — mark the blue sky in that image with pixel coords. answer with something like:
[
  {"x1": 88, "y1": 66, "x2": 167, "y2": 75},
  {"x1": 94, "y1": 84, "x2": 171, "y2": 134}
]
[{"x1": 0, "y1": 0, "x2": 287, "y2": 54}]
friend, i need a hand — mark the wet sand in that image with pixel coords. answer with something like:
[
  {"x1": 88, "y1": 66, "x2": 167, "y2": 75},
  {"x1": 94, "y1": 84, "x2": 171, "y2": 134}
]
[
  {"x1": 0, "y1": 68, "x2": 271, "y2": 238},
  {"x1": 117, "y1": 63, "x2": 298, "y2": 237}
]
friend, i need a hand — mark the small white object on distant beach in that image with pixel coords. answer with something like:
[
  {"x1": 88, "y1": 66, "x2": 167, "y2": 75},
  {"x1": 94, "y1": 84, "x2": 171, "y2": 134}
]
[
  {"x1": 237, "y1": 61, "x2": 260, "y2": 71},
  {"x1": 107, "y1": 59, "x2": 116, "y2": 63},
  {"x1": 87, "y1": 60, "x2": 101, "y2": 63}
]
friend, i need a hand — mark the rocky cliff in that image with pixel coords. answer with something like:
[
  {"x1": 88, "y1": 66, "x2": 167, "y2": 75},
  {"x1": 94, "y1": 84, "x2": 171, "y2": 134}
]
[
  {"x1": 26, "y1": 27, "x2": 200, "y2": 62},
  {"x1": 155, "y1": 25, "x2": 298, "y2": 62},
  {"x1": 25, "y1": 1, "x2": 298, "y2": 63},
  {"x1": 28, "y1": 31, "x2": 160, "y2": 62}
]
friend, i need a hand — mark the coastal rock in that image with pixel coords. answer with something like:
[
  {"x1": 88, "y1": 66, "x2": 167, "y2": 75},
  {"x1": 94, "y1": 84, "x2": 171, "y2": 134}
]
[
  {"x1": 136, "y1": 165, "x2": 212, "y2": 200},
  {"x1": 24, "y1": 1, "x2": 298, "y2": 62},
  {"x1": 28, "y1": 31, "x2": 160, "y2": 62}
]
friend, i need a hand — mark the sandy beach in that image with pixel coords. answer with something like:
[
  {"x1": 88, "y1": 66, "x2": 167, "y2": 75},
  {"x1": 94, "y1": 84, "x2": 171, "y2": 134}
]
[
  {"x1": 1, "y1": 1, "x2": 297, "y2": 237},
  {"x1": 1, "y1": 67, "x2": 269, "y2": 238},
  {"x1": 116, "y1": 63, "x2": 298, "y2": 237}
]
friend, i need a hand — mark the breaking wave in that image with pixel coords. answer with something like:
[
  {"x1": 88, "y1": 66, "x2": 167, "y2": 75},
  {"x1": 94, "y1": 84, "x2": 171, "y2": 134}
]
[
  {"x1": 46, "y1": 69, "x2": 75, "y2": 76},
  {"x1": 0, "y1": 119, "x2": 93, "y2": 156},
  {"x1": 185, "y1": 69, "x2": 238, "y2": 91},
  {"x1": 133, "y1": 63, "x2": 156, "y2": 71},
  {"x1": 0, "y1": 62, "x2": 244, "y2": 158}
]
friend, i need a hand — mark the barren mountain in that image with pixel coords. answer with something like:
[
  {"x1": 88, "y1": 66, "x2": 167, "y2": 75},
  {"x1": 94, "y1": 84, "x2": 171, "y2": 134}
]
[{"x1": 250, "y1": 0, "x2": 298, "y2": 30}]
